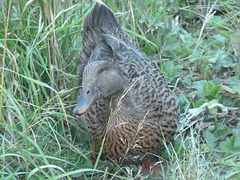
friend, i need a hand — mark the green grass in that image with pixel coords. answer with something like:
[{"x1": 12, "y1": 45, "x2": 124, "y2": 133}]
[{"x1": 1, "y1": 0, "x2": 240, "y2": 179}]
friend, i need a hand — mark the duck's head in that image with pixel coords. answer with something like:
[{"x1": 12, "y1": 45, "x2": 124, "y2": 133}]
[{"x1": 74, "y1": 61, "x2": 125, "y2": 117}]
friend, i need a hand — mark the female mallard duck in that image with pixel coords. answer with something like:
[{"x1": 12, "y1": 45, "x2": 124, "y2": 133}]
[{"x1": 74, "y1": 3, "x2": 180, "y2": 165}]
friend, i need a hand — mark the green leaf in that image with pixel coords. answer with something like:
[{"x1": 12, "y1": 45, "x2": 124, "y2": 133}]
[
  {"x1": 209, "y1": 85, "x2": 221, "y2": 95},
  {"x1": 204, "y1": 130, "x2": 216, "y2": 149},
  {"x1": 165, "y1": 36, "x2": 179, "y2": 50},
  {"x1": 154, "y1": 21, "x2": 165, "y2": 28},
  {"x1": 208, "y1": 56, "x2": 218, "y2": 63},
  {"x1": 142, "y1": 34, "x2": 159, "y2": 56},
  {"x1": 219, "y1": 136, "x2": 240, "y2": 153},
  {"x1": 161, "y1": 61, "x2": 182, "y2": 81},
  {"x1": 214, "y1": 34, "x2": 226, "y2": 43},
  {"x1": 203, "y1": 81, "x2": 215, "y2": 96},
  {"x1": 231, "y1": 30, "x2": 240, "y2": 53},
  {"x1": 193, "y1": 80, "x2": 206, "y2": 97},
  {"x1": 213, "y1": 124, "x2": 231, "y2": 140},
  {"x1": 211, "y1": 15, "x2": 223, "y2": 25},
  {"x1": 195, "y1": 99, "x2": 206, "y2": 107}
]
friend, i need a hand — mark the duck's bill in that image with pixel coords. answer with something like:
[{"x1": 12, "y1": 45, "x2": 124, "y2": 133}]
[{"x1": 73, "y1": 88, "x2": 97, "y2": 117}]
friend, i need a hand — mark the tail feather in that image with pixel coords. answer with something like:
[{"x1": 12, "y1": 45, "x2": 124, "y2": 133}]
[
  {"x1": 84, "y1": 3, "x2": 121, "y2": 34},
  {"x1": 78, "y1": 3, "x2": 120, "y2": 85},
  {"x1": 78, "y1": 3, "x2": 138, "y2": 85}
]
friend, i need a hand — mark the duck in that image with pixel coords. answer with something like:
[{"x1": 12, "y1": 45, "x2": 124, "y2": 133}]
[{"x1": 74, "y1": 2, "x2": 180, "y2": 165}]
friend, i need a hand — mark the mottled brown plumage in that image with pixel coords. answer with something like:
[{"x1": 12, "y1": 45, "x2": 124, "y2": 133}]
[{"x1": 74, "y1": 3, "x2": 180, "y2": 164}]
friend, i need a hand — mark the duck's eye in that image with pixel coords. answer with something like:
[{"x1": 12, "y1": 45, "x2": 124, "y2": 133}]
[{"x1": 99, "y1": 68, "x2": 104, "y2": 73}]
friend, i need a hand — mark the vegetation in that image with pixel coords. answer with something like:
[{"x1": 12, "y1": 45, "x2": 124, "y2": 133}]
[{"x1": 0, "y1": 0, "x2": 239, "y2": 179}]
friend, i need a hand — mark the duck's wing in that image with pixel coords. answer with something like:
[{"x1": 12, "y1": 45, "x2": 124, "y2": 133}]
[
  {"x1": 102, "y1": 34, "x2": 165, "y2": 84},
  {"x1": 102, "y1": 34, "x2": 179, "y2": 131},
  {"x1": 78, "y1": 3, "x2": 138, "y2": 85}
]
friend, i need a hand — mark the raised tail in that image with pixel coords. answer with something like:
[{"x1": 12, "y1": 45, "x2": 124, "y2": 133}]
[
  {"x1": 78, "y1": 3, "x2": 138, "y2": 85},
  {"x1": 78, "y1": 3, "x2": 121, "y2": 85}
]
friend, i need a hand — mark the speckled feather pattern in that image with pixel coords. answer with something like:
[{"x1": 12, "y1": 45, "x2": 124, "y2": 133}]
[{"x1": 77, "y1": 3, "x2": 180, "y2": 164}]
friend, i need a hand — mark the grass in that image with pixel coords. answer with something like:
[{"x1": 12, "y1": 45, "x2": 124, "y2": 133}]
[{"x1": 1, "y1": 0, "x2": 240, "y2": 179}]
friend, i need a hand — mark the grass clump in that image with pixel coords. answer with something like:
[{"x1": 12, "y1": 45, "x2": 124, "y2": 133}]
[{"x1": 1, "y1": 0, "x2": 240, "y2": 179}]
